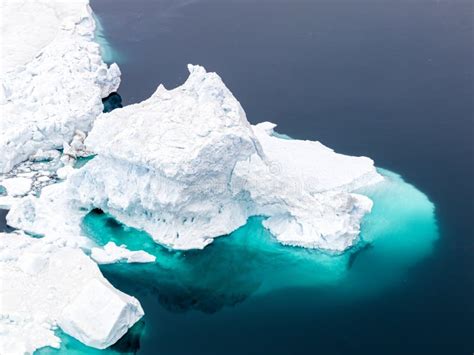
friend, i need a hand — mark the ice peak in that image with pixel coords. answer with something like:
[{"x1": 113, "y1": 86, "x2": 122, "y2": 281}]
[
  {"x1": 187, "y1": 63, "x2": 206, "y2": 75},
  {"x1": 85, "y1": 63, "x2": 260, "y2": 178}
]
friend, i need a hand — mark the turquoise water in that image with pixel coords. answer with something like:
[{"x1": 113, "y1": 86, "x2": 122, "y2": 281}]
[
  {"x1": 82, "y1": 168, "x2": 438, "y2": 299},
  {"x1": 37, "y1": 323, "x2": 145, "y2": 355},
  {"x1": 74, "y1": 156, "x2": 96, "y2": 169},
  {"x1": 38, "y1": 168, "x2": 438, "y2": 353},
  {"x1": 93, "y1": 13, "x2": 123, "y2": 65}
]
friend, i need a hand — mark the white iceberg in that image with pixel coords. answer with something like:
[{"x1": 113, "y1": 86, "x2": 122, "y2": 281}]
[
  {"x1": 91, "y1": 241, "x2": 156, "y2": 264},
  {"x1": 10, "y1": 65, "x2": 382, "y2": 252},
  {"x1": 0, "y1": 232, "x2": 144, "y2": 354},
  {"x1": 0, "y1": 0, "x2": 120, "y2": 174},
  {"x1": 74, "y1": 64, "x2": 382, "y2": 251}
]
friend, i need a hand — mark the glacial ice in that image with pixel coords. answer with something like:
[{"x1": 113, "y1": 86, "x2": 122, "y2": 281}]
[
  {"x1": 75, "y1": 65, "x2": 383, "y2": 251},
  {"x1": 0, "y1": 0, "x2": 120, "y2": 173},
  {"x1": 91, "y1": 242, "x2": 157, "y2": 264},
  {"x1": 0, "y1": 232, "x2": 144, "y2": 354},
  {"x1": 0, "y1": 177, "x2": 32, "y2": 197},
  {"x1": 9, "y1": 65, "x2": 382, "y2": 252},
  {"x1": 0, "y1": 1, "x2": 146, "y2": 352}
]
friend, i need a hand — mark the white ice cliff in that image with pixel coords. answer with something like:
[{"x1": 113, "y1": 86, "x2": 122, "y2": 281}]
[
  {"x1": 0, "y1": 0, "x2": 120, "y2": 174},
  {"x1": 8, "y1": 65, "x2": 383, "y2": 252},
  {"x1": 0, "y1": 232, "x2": 144, "y2": 354}
]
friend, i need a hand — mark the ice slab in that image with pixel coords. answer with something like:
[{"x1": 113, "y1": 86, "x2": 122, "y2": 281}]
[
  {"x1": 0, "y1": 232, "x2": 144, "y2": 354},
  {"x1": 91, "y1": 242, "x2": 156, "y2": 264}
]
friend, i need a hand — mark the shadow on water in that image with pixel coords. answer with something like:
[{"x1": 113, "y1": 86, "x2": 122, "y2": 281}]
[
  {"x1": 0, "y1": 209, "x2": 14, "y2": 233},
  {"x1": 102, "y1": 92, "x2": 123, "y2": 113},
  {"x1": 347, "y1": 242, "x2": 374, "y2": 269},
  {"x1": 110, "y1": 321, "x2": 145, "y2": 354}
]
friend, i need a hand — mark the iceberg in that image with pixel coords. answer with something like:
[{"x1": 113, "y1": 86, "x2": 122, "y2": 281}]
[
  {"x1": 9, "y1": 65, "x2": 382, "y2": 252},
  {"x1": 0, "y1": 232, "x2": 144, "y2": 354},
  {"x1": 0, "y1": 0, "x2": 120, "y2": 174},
  {"x1": 73, "y1": 64, "x2": 382, "y2": 251},
  {"x1": 91, "y1": 241, "x2": 156, "y2": 265}
]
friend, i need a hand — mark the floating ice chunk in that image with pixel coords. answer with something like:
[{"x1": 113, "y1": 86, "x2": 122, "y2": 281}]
[
  {"x1": 58, "y1": 278, "x2": 144, "y2": 349},
  {"x1": 1, "y1": 177, "x2": 32, "y2": 196},
  {"x1": 90, "y1": 242, "x2": 156, "y2": 264},
  {"x1": 0, "y1": 232, "x2": 144, "y2": 354}
]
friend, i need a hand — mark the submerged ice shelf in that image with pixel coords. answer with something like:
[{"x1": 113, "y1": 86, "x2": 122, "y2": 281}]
[{"x1": 80, "y1": 169, "x2": 437, "y2": 305}]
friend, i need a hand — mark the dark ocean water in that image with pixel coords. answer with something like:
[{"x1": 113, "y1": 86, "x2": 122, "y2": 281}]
[
  {"x1": 0, "y1": 209, "x2": 10, "y2": 232},
  {"x1": 85, "y1": 1, "x2": 472, "y2": 354}
]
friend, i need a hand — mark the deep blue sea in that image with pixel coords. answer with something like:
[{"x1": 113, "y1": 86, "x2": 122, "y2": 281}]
[{"x1": 37, "y1": 0, "x2": 473, "y2": 354}]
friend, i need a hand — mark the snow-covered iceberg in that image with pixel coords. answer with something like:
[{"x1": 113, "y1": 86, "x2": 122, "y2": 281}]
[
  {"x1": 0, "y1": 232, "x2": 144, "y2": 354},
  {"x1": 0, "y1": 0, "x2": 120, "y2": 174},
  {"x1": 9, "y1": 65, "x2": 382, "y2": 252},
  {"x1": 73, "y1": 64, "x2": 382, "y2": 251}
]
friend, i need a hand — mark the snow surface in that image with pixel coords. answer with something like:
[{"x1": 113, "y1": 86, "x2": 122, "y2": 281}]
[
  {"x1": 0, "y1": 177, "x2": 32, "y2": 197},
  {"x1": 0, "y1": 232, "x2": 144, "y2": 354},
  {"x1": 0, "y1": 0, "x2": 120, "y2": 173},
  {"x1": 7, "y1": 182, "x2": 91, "y2": 248}
]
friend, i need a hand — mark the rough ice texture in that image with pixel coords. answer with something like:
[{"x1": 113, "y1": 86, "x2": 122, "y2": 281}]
[
  {"x1": 0, "y1": 177, "x2": 32, "y2": 197},
  {"x1": 238, "y1": 123, "x2": 382, "y2": 250},
  {"x1": 7, "y1": 182, "x2": 91, "y2": 248},
  {"x1": 0, "y1": 232, "x2": 144, "y2": 354},
  {"x1": 38, "y1": 64, "x2": 381, "y2": 252},
  {"x1": 0, "y1": 0, "x2": 121, "y2": 174},
  {"x1": 91, "y1": 242, "x2": 156, "y2": 265}
]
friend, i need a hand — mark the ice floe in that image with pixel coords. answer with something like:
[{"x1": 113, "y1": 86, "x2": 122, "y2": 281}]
[
  {"x1": 0, "y1": 232, "x2": 144, "y2": 354},
  {"x1": 91, "y1": 242, "x2": 156, "y2": 265},
  {"x1": 0, "y1": 0, "x2": 120, "y2": 174}
]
